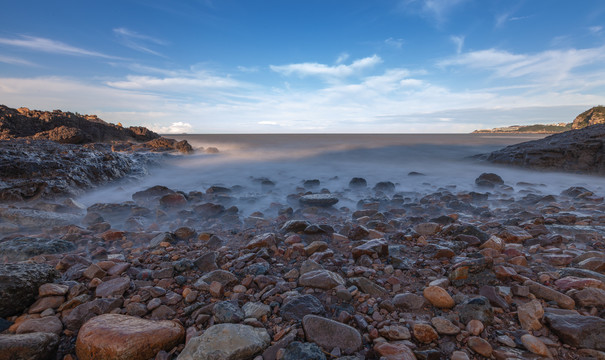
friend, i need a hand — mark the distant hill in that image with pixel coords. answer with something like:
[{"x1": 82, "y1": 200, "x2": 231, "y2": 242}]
[
  {"x1": 473, "y1": 123, "x2": 572, "y2": 134},
  {"x1": 571, "y1": 105, "x2": 605, "y2": 129}
]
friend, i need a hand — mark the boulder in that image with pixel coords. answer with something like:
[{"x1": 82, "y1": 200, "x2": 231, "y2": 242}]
[
  {"x1": 0, "y1": 263, "x2": 58, "y2": 317},
  {"x1": 0, "y1": 332, "x2": 59, "y2": 360},
  {"x1": 302, "y1": 315, "x2": 362, "y2": 354}
]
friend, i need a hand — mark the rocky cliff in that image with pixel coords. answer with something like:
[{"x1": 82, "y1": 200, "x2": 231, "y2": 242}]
[
  {"x1": 483, "y1": 124, "x2": 605, "y2": 174},
  {"x1": 572, "y1": 106, "x2": 605, "y2": 129}
]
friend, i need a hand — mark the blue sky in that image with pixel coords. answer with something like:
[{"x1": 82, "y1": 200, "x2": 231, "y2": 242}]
[{"x1": 0, "y1": 0, "x2": 604, "y2": 133}]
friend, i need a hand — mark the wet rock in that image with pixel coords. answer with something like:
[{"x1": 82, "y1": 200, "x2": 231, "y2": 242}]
[
  {"x1": 76, "y1": 314, "x2": 184, "y2": 360},
  {"x1": 213, "y1": 301, "x2": 244, "y2": 323},
  {"x1": 299, "y1": 269, "x2": 345, "y2": 289},
  {"x1": 0, "y1": 332, "x2": 59, "y2": 360},
  {"x1": 545, "y1": 313, "x2": 605, "y2": 350},
  {"x1": 423, "y1": 286, "x2": 455, "y2": 309},
  {"x1": 0, "y1": 263, "x2": 58, "y2": 317},
  {"x1": 281, "y1": 220, "x2": 312, "y2": 233},
  {"x1": 282, "y1": 341, "x2": 326, "y2": 360},
  {"x1": 280, "y1": 295, "x2": 325, "y2": 321},
  {"x1": 373, "y1": 181, "x2": 395, "y2": 193},
  {"x1": 414, "y1": 222, "x2": 440, "y2": 236},
  {"x1": 177, "y1": 323, "x2": 270, "y2": 360},
  {"x1": 349, "y1": 177, "x2": 367, "y2": 189},
  {"x1": 302, "y1": 315, "x2": 362, "y2": 354},
  {"x1": 455, "y1": 296, "x2": 494, "y2": 325},
  {"x1": 299, "y1": 194, "x2": 339, "y2": 207},
  {"x1": 0, "y1": 237, "x2": 75, "y2": 261},
  {"x1": 475, "y1": 173, "x2": 504, "y2": 188},
  {"x1": 0, "y1": 208, "x2": 80, "y2": 229}
]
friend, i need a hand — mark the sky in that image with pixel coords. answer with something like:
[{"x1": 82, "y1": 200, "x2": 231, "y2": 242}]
[{"x1": 0, "y1": 0, "x2": 604, "y2": 133}]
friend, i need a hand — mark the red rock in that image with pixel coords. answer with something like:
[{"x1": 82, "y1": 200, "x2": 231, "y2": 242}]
[
  {"x1": 38, "y1": 283, "x2": 68, "y2": 297},
  {"x1": 413, "y1": 323, "x2": 439, "y2": 343},
  {"x1": 521, "y1": 334, "x2": 553, "y2": 358},
  {"x1": 518, "y1": 299, "x2": 544, "y2": 331},
  {"x1": 76, "y1": 314, "x2": 184, "y2": 360},
  {"x1": 374, "y1": 342, "x2": 416, "y2": 360},
  {"x1": 423, "y1": 286, "x2": 455, "y2": 308},
  {"x1": 16, "y1": 316, "x2": 63, "y2": 335},
  {"x1": 28, "y1": 296, "x2": 64, "y2": 314},
  {"x1": 467, "y1": 336, "x2": 492, "y2": 357},
  {"x1": 159, "y1": 193, "x2": 187, "y2": 208},
  {"x1": 555, "y1": 276, "x2": 604, "y2": 291}
]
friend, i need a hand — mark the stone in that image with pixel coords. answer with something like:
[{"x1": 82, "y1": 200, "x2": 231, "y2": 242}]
[
  {"x1": 351, "y1": 239, "x2": 388, "y2": 259},
  {"x1": 393, "y1": 293, "x2": 426, "y2": 310},
  {"x1": 545, "y1": 313, "x2": 605, "y2": 350},
  {"x1": 177, "y1": 323, "x2": 270, "y2": 360},
  {"x1": 0, "y1": 263, "x2": 58, "y2": 317},
  {"x1": 554, "y1": 276, "x2": 605, "y2": 291},
  {"x1": 521, "y1": 334, "x2": 552, "y2": 358},
  {"x1": 466, "y1": 320, "x2": 484, "y2": 336},
  {"x1": 242, "y1": 302, "x2": 271, "y2": 319},
  {"x1": 0, "y1": 237, "x2": 76, "y2": 262},
  {"x1": 499, "y1": 226, "x2": 532, "y2": 243},
  {"x1": 76, "y1": 314, "x2": 184, "y2": 360},
  {"x1": 282, "y1": 341, "x2": 326, "y2": 360},
  {"x1": 213, "y1": 301, "x2": 244, "y2": 323},
  {"x1": 349, "y1": 177, "x2": 367, "y2": 189},
  {"x1": 280, "y1": 294, "x2": 325, "y2": 321},
  {"x1": 299, "y1": 194, "x2": 339, "y2": 207},
  {"x1": 95, "y1": 276, "x2": 130, "y2": 298},
  {"x1": 412, "y1": 323, "x2": 438, "y2": 343},
  {"x1": 467, "y1": 336, "x2": 492, "y2": 357},
  {"x1": 302, "y1": 315, "x2": 362, "y2": 354},
  {"x1": 455, "y1": 296, "x2": 494, "y2": 325},
  {"x1": 348, "y1": 277, "x2": 388, "y2": 298},
  {"x1": 573, "y1": 287, "x2": 605, "y2": 307},
  {"x1": 475, "y1": 173, "x2": 503, "y2": 187},
  {"x1": 525, "y1": 280, "x2": 575, "y2": 309},
  {"x1": 431, "y1": 316, "x2": 460, "y2": 335},
  {"x1": 299, "y1": 269, "x2": 344, "y2": 289},
  {"x1": 0, "y1": 332, "x2": 59, "y2": 360},
  {"x1": 193, "y1": 252, "x2": 218, "y2": 272},
  {"x1": 64, "y1": 298, "x2": 123, "y2": 331},
  {"x1": 195, "y1": 270, "x2": 238, "y2": 288},
  {"x1": 373, "y1": 342, "x2": 416, "y2": 360},
  {"x1": 423, "y1": 286, "x2": 455, "y2": 308},
  {"x1": 414, "y1": 222, "x2": 440, "y2": 236},
  {"x1": 28, "y1": 295, "x2": 64, "y2": 313},
  {"x1": 378, "y1": 325, "x2": 411, "y2": 340},
  {"x1": 245, "y1": 233, "x2": 276, "y2": 250},
  {"x1": 450, "y1": 351, "x2": 470, "y2": 360},
  {"x1": 38, "y1": 283, "x2": 69, "y2": 297},
  {"x1": 16, "y1": 316, "x2": 63, "y2": 335},
  {"x1": 518, "y1": 299, "x2": 544, "y2": 330}
]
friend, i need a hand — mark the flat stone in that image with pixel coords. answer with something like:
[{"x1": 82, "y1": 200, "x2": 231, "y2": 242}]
[
  {"x1": 16, "y1": 316, "x2": 63, "y2": 335},
  {"x1": 423, "y1": 286, "x2": 454, "y2": 308},
  {"x1": 194, "y1": 270, "x2": 238, "y2": 288},
  {"x1": 374, "y1": 342, "x2": 416, "y2": 360},
  {"x1": 38, "y1": 283, "x2": 69, "y2": 297},
  {"x1": 573, "y1": 287, "x2": 605, "y2": 307},
  {"x1": 177, "y1": 323, "x2": 270, "y2": 360},
  {"x1": 76, "y1": 314, "x2": 184, "y2": 360},
  {"x1": 554, "y1": 276, "x2": 605, "y2": 291},
  {"x1": 95, "y1": 276, "x2": 130, "y2": 298},
  {"x1": 393, "y1": 293, "x2": 426, "y2": 310},
  {"x1": 412, "y1": 323, "x2": 438, "y2": 343},
  {"x1": 28, "y1": 295, "x2": 64, "y2": 313},
  {"x1": 521, "y1": 334, "x2": 552, "y2": 358},
  {"x1": 302, "y1": 315, "x2": 362, "y2": 354},
  {"x1": 242, "y1": 302, "x2": 271, "y2": 319},
  {"x1": 280, "y1": 294, "x2": 325, "y2": 321},
  {"x1": 467, "y1": 336, "x2": 492, "y2": 357},
  {"x1": 431, "y1": 316, "x2": 460, "y2": 335},
  {"x1": 525, "y1": 280, "x2": 575, "y2": 309},
  {"x1": 299, "y1": 194, "x2": 339, "y2": 207},
  {"x1": 348, "y1": 277, "x2": 388, "y2": 298},
  {"x1": 0, "y1": 332, "x2": 59, "y2": 360},
  {"x1": 299, "y1": 269, "x2": 344, "y2": 290},
  {"x1": 213, "y1": 301, "x2": 244, "y2": 323},
  {"x1": 518, "y1": 299, "x2": 544, "y2": 331},
  {"x1": 545, "y1": 313, "x2": 605, "y2": 350}
]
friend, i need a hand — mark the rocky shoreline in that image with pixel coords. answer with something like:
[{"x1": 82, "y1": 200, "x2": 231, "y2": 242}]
[{"x1": 1, "y1": 168, "x2": 605, "y2": 359}]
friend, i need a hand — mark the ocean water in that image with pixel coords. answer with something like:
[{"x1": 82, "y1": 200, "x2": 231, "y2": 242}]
[{"x1": 78, "y1": 134, "x2": 605, "y2": 215}]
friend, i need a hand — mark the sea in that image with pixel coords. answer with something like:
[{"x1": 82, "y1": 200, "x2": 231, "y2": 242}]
[{"x1": 78, "y1": 134, "x2": 605, "y2": 215}]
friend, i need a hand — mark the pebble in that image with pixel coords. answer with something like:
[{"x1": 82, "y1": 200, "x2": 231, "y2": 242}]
[{"x1": 422, "y1": 286, "x2": 455, "y2": 308}]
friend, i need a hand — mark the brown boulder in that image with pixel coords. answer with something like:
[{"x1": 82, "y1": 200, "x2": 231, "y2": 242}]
[{"x1": 75, "y1": 314, "x2": 184, "y2": 360}]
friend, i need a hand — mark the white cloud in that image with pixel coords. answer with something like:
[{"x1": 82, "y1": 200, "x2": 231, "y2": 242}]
[
  {"x1": 150, "y1": 122, "x2": 193, "y2": 134},
  {"x1": 450, "y1": 35, "x2": 464, "y2": 54},
  {"x1": 113, "y1": 28, "x2": 166, "y2": 57},
  {"x1": 258, "y1": 121, "x2": 280, "y2": 126},
  {"x1": 0, "y1": 55, "x2": 37, "y2": 67},
  {"x1": 336, "y1": 53, "x2": 349, "y2": 64},
  {"x1": 0, "y1": 35, "x2": 119, "y2": 59},
  {"x1": 237, "y1": 65, "x2": 259, "y2": 73},
  {"x1": 270, "y1": 55, "x2": 382, "y2": 79},
  {"x1": 385, "y1": 37, "x2": 404, "y2": 49},
  {"x1": 401, "y1": 0, "x2": 468, "y2": 24},
  {"x1": 106, "y1": 73, "x2": 243, "y2": 92}
]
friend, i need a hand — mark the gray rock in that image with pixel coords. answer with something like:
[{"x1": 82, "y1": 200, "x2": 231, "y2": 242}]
[
  {"x1": 283, "y1": 341, "x2": 327, "y2": 360},
  {"x1": 299, "y1": 269, "x2": 344, "y2": 289},
  {"x1": 242, "y1": 302, "x2": 271, "y2": 319},
  {"x1": 280, "y1": 295, "x2": 325, "y2": 321},
  {"x1": 0, "y1": 263, "x2": 58, "y2": 317},
  {"x1": 348, "y1": 277, "x2": 388, "y2": 298},
  {"x1": 177, "y1": 323, "x2": 270, "y2": 360},
  {"x1": 0, "y1": 237, "x2": 75, "y2": 262},
  {"x1": 545, "y1": 313, "x2": 605, "y2": 350},
  {"x1": 95, "y1": 276, "x2": 131, "y2": 298},
  {"x1": 194, "y1": 270, "x2": 238, "y2": 288},
  {"x1": 16, "y1": 316, "x2": 63, "y2": 336},
  {"x1": 0, "y1": 208, "x2": 80, "y2": 229},
  {"x1": 193, "y1": 252, "x2": 218, "y2": 272},
  {"x1": 393, "y1": 293, "x2": 426, "y2": 310},
  {"x1": 0, "y1": 332, "x2": 59, "y2": 360},
  {"x1": 455, "y1": 296, "x2": 494, "y2": 325},
  {"x1": 299, "y1": 194, "x2": 339, "y2": 207},
  {"x1": 281, "y1": 220, "x2": 312, "y2": 233},
  {"x1": 213, "y1": 301, "x2": 244, "y2": 323},
  {"x1": 302, "y1": 315, "x2": 362, "y2": 354}
]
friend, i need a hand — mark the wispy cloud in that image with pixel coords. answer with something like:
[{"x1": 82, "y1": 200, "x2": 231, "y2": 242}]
[
  {"x1": 113, "y1": 28, "x2": 167, "y2": 57},
  {"x1": 0, "y1": 54, "x2": 37, "y2": 67},
  {"x1": 400, "y1": 0, "x2": 468, "y2": 25},
  {"x1": 450, "y1": 35, "x2": 464, "y2": 54},
  {"x1": 385, "y1": 37, "x2": 404, "y2": 49},
  {"x1": 150, "y1": 121, "x2": 193, "y2": 134},
  {"x1": 590, "y1": 26, "x2": 603, "y2": 35},
  {"x1": 106, "y1": 73, "x2": 243, "y2": 92},
  {"x1": 0, "y1": 35, "x2": 119, "y2": 58},
  {"x1": 270, "y1": 55, "x2": 382, "y2": 79},
  {"x1": 336, "y1": 53, "x2": 350, "y2": 64}
]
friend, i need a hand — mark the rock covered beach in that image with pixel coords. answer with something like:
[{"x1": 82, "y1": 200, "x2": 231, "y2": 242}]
[{"x1": 1, "y1": 106, "x2": 605, "y2": 360}]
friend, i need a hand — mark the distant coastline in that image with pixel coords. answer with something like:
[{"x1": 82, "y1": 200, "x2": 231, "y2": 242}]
[{"x1": 472, "y1": 122, "x2": 572, "y2": 134}]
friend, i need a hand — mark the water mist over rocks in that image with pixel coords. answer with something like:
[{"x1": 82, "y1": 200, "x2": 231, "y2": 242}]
[{"x1": 2, "y1": 133, "x2": 605, "y2": 359}]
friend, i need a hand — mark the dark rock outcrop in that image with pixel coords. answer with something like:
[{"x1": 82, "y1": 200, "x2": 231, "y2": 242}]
[
  {"x1": 483, "y1": 124, "x2": 605, "y2": 175},
  {"x1": 0, "y1": 263, "x2": 58, "y2": 317}
]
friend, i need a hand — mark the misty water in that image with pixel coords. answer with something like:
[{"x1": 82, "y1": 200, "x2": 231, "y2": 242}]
[{"x1": 78, "y1": 134, "x2": 605, "y2": 217}]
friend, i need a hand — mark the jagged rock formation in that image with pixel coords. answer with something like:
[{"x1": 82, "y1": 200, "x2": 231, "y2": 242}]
[
  {"x1": 0, "y1": 105, "x2": 160, "y2": 143},
  {"x1": 572, "y1": 106, "x2": 605, "y2": 129},
  {"x1": 483, "y1": 124, "x2": 605, "y2": 174}
]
